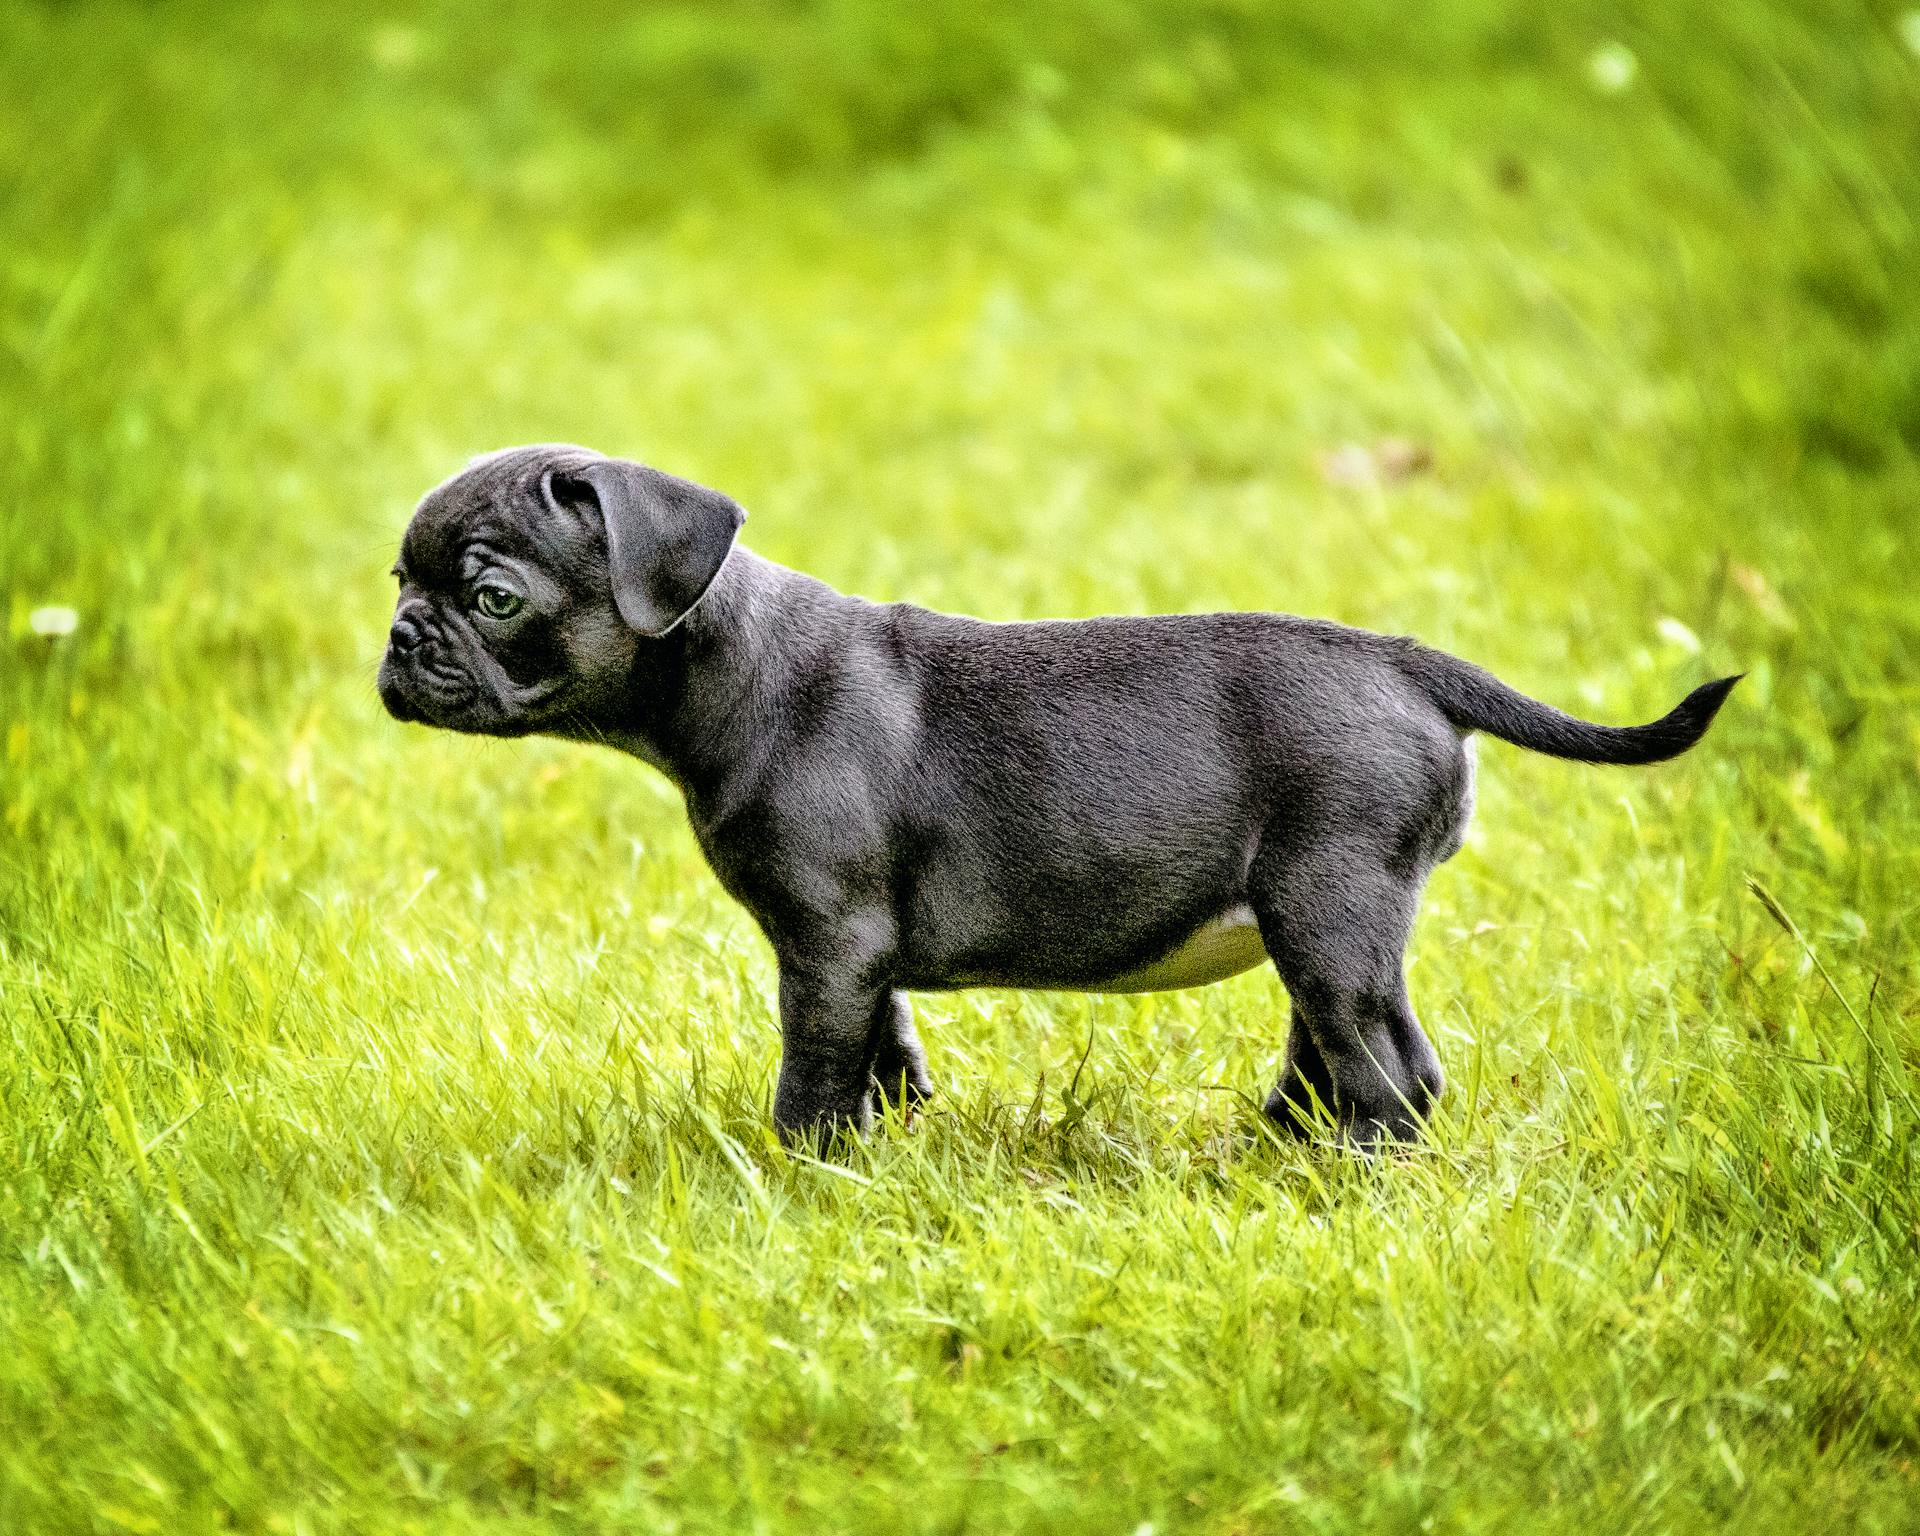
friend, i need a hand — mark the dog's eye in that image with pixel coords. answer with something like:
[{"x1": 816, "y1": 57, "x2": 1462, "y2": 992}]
[{"x1": 474, "y1": 584, "x2": 523, "y2": 621}]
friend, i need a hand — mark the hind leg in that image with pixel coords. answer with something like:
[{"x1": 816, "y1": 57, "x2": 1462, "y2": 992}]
[
  {"x1": 1251, "y1": 843, "x2": 1443, "y2": 1146},
  {"x1": 1265, "y1": 1020, "x2": 1339, "y2": 1138}
]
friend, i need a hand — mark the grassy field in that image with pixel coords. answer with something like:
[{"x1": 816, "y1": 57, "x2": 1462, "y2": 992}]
[{"x1": 4, "y1": 1, "x2": 1919, "y2": 1530}]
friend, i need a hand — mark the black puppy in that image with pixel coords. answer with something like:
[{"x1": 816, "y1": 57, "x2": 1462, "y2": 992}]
[{"x1": 380, "y1": 445, "x2": 1737, "y2": 1147}]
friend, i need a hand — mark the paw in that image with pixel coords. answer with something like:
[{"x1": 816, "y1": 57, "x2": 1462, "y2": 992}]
[
  {"x1": 870, "y1": 1064, "x2": 934, "y2": 1116},
  {"x1": 774, "y1": 1108, "x2": 872, "y2": 1153},
  {"x1": 1262, "y1": 1075, "x2": 1436, "y2": 1148},
  {"x1": 1262, "y1": 1075, "x2": 1329, "y2": 1139},
  {"x1": 773, "y1": 1082, "x2": 874, "y2": 1151}
]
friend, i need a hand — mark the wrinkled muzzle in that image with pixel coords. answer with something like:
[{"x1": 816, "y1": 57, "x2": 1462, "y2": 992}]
[{"x1": 378, "y1": 609, "x2": 486, "y2": 728}]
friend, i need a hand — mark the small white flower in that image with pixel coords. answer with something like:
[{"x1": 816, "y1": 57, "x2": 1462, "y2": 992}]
[
  {"x1": 1317, "y1": 443, "x2": 1375, "y2": 489},
  {"x1": 28, "y1": 605, "x2": 78, "y2": 638},
  {"x1": 1589, "y1": 42, "x2": 1638, "y2": 94}
]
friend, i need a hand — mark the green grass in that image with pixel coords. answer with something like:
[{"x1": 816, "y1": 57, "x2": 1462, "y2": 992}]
[{"x1": 4, "y1": 1, "x2": 1920, "y2": 1530}]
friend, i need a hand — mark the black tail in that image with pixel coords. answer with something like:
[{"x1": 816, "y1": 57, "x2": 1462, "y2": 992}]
[{"x1": 1401, "y1": 647, "x2": 1740, "y2": 766}]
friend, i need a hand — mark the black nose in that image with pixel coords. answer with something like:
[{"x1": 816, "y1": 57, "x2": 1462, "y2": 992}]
[{"x1": 389, "y1": 615, "x2": 424, "y2": 655}]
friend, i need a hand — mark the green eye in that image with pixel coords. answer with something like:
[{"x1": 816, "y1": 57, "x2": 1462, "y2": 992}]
[{"x1": 474, "y1": 584, "x2": 523, "y2": 620}]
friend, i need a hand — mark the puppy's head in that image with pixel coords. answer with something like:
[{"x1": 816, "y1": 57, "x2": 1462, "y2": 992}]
[{"x1": 378, "y1": 444, "x2": 745, "y2": 736}]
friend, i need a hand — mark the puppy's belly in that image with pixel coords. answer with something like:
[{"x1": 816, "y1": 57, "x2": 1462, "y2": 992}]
[{"x1": 1085, "y1": 903, "x2": 1267, "y2": 993}]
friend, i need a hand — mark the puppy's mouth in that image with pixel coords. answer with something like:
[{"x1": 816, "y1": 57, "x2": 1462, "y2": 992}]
[
  {"x1": 379, "y1": 653, "x2": 485, "y2": 729},
  {"x1": 379, "y1": 653, "x2": 562, "y2": 736}
]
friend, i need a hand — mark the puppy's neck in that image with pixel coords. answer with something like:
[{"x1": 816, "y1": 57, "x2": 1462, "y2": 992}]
[{"x1": 586, "y1": 547, "x2": 832, "y2": 802}]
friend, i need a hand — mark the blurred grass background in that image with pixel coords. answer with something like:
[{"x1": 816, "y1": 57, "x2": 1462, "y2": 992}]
[{"x1": 3, "y1": 1, "x2": 1918, "y2": 1531}]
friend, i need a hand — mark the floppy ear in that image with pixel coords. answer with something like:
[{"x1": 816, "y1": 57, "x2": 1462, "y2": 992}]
[{"x1": 557, "y1": 459, "x2": 745, "y2": 637}]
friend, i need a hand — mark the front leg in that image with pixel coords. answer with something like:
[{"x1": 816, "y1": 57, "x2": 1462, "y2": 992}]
[
  {"x1": 870, "y1": 991, "x2": 933, "y2": 1114},
  {"x1": 772, "y1": 960, "x2": 893, "y2": 1148}
]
